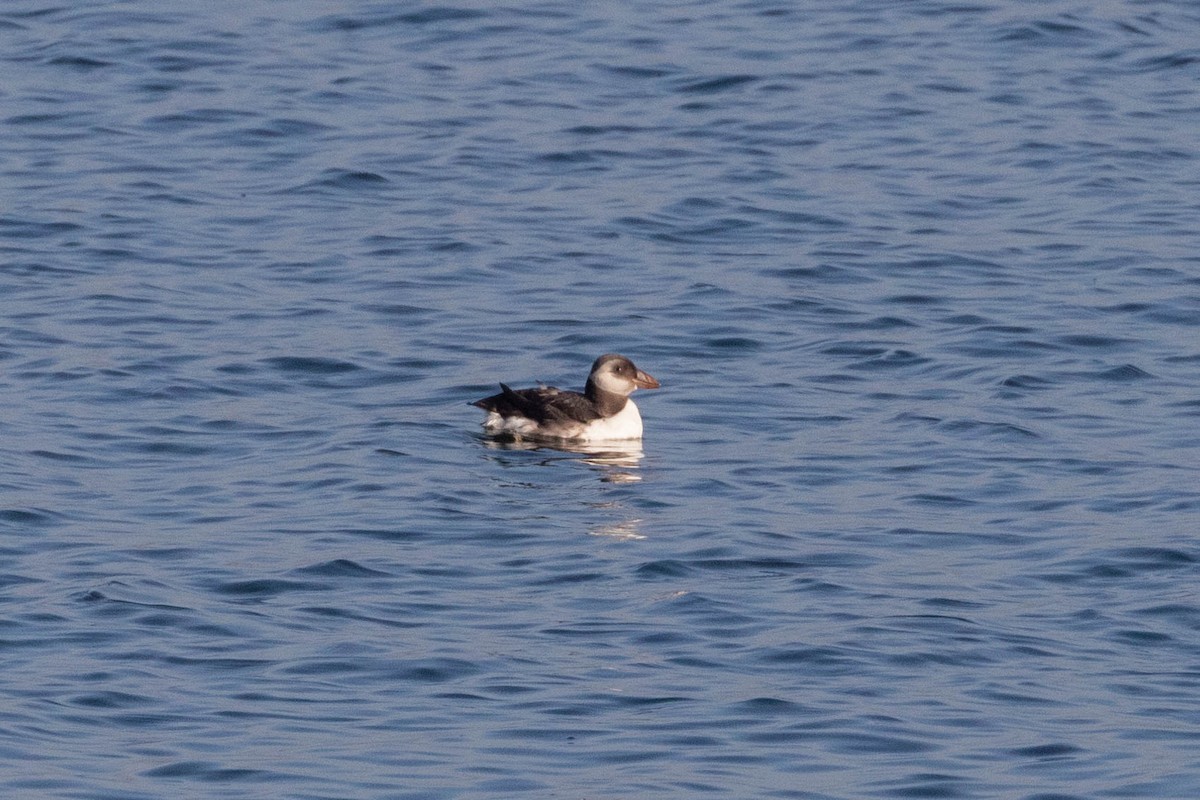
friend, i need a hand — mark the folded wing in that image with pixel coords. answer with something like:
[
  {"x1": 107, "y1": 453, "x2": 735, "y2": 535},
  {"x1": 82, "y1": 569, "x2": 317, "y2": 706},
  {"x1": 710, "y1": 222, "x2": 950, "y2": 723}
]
[{"x1": 472, "y1": 384, "x2": 601, "y2": 424}]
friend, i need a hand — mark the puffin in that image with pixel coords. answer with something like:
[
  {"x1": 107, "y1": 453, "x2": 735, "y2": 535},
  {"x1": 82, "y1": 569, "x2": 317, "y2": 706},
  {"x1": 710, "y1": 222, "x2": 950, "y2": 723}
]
[{"x1": 472, "y1": 354, "x2": 660, "y2": 441}]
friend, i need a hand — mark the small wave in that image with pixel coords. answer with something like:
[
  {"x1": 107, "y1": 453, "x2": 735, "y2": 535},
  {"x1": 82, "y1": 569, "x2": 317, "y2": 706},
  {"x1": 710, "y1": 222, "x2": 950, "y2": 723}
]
[
  {"x1": 212, "y1": 578, "x2": 316, "y2": 597},
  {"x1": 261, "y1": 356, "x2": 362, "y2": 375},
  {"x1": 1091, "y1": 364, "x2": 1154, "y2": 382},
  {"x1": 291, "y1": 559, "x2": 390, "y2": 578},
  {"x1": 676, "y1": 74, "x2": 758, "y2": 94},
  {"x1": 143, "y1": 761, "x2": 282, "y2": 782},
  {"x1": 315, "y1": 7, "x2": 487, "y2": 31},
  {"x1": 939, "y1": 419, "x2": 1041, "y2": 440},
  {"x1": 1001, "y1": 374, "x2": 1055, "y2": 390},
  {"x1": 295, "y1": 169, "x2": 390, "y2": 191},
  {"x1": 0, "y1": 217, "x2": 83, "y2": 239},
  {"x1": 0, "y1": 508, "x2": 60, "y2": 526},
  {"x1": 845, "y1": 349, "x2": 931, "y2": 369},
  {"x1": 1132, "y1": 52, "x2": 1200, "y2": 72},
  {"x1": 45, "y1": 55, "x2": 112, "y2": 70}
]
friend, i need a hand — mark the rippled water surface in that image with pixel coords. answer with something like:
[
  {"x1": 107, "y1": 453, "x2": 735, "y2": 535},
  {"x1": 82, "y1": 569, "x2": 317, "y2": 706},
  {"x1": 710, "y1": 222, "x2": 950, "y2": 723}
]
[{"x1": 3, "y1": 1, "x2": 1200, "y2": 798}]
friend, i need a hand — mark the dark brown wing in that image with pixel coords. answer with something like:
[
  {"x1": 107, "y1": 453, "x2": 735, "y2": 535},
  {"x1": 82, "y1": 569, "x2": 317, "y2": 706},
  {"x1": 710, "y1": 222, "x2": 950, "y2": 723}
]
[{"x1": 472, "y1": 384, "x2": 601, "y2": 424}]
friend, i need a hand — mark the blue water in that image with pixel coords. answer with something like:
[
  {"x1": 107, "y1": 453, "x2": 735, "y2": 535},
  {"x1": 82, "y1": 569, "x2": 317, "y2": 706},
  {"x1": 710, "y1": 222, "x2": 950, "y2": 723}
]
[{"x1": 3, "y1": 1, "x2": 1199, "y2": 798}]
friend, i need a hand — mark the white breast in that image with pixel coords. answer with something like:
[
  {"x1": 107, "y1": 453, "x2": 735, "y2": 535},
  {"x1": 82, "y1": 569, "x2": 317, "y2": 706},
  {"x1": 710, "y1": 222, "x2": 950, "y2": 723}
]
[{"x1": 578, "y1": 400, "x2": 643, "y2": 442}]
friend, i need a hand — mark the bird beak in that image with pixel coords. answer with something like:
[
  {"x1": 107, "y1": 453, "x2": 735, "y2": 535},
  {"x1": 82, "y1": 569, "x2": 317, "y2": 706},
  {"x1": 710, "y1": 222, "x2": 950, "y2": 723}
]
[{"x1": 633, "y1": 369, "x2": 660, "y2": 390}]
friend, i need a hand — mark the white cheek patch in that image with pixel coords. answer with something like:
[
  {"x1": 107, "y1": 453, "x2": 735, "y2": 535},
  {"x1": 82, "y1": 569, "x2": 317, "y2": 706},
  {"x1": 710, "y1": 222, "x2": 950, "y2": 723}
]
[{"x1": 595, "y1": 369, "x2": 631, "y2": 394}]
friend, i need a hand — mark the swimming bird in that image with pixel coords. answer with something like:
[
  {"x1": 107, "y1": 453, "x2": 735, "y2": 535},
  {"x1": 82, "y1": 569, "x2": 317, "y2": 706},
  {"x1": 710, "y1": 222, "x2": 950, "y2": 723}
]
[{"x1": 472, "y1": 354, "x2": 660, "y2": 441}]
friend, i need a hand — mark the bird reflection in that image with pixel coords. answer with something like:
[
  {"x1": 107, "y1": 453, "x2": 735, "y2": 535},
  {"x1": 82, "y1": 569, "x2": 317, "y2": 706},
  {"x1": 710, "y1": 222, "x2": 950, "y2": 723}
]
[
  {"x1": 586, "y1": 513, "x2": 645, "y2": 541},
  {"x1": 476, "y1": 437, "x2": 647, "y2": 539},
  {"x1": 479, "y1": 436, "x2": 644, "y2": 481}
]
